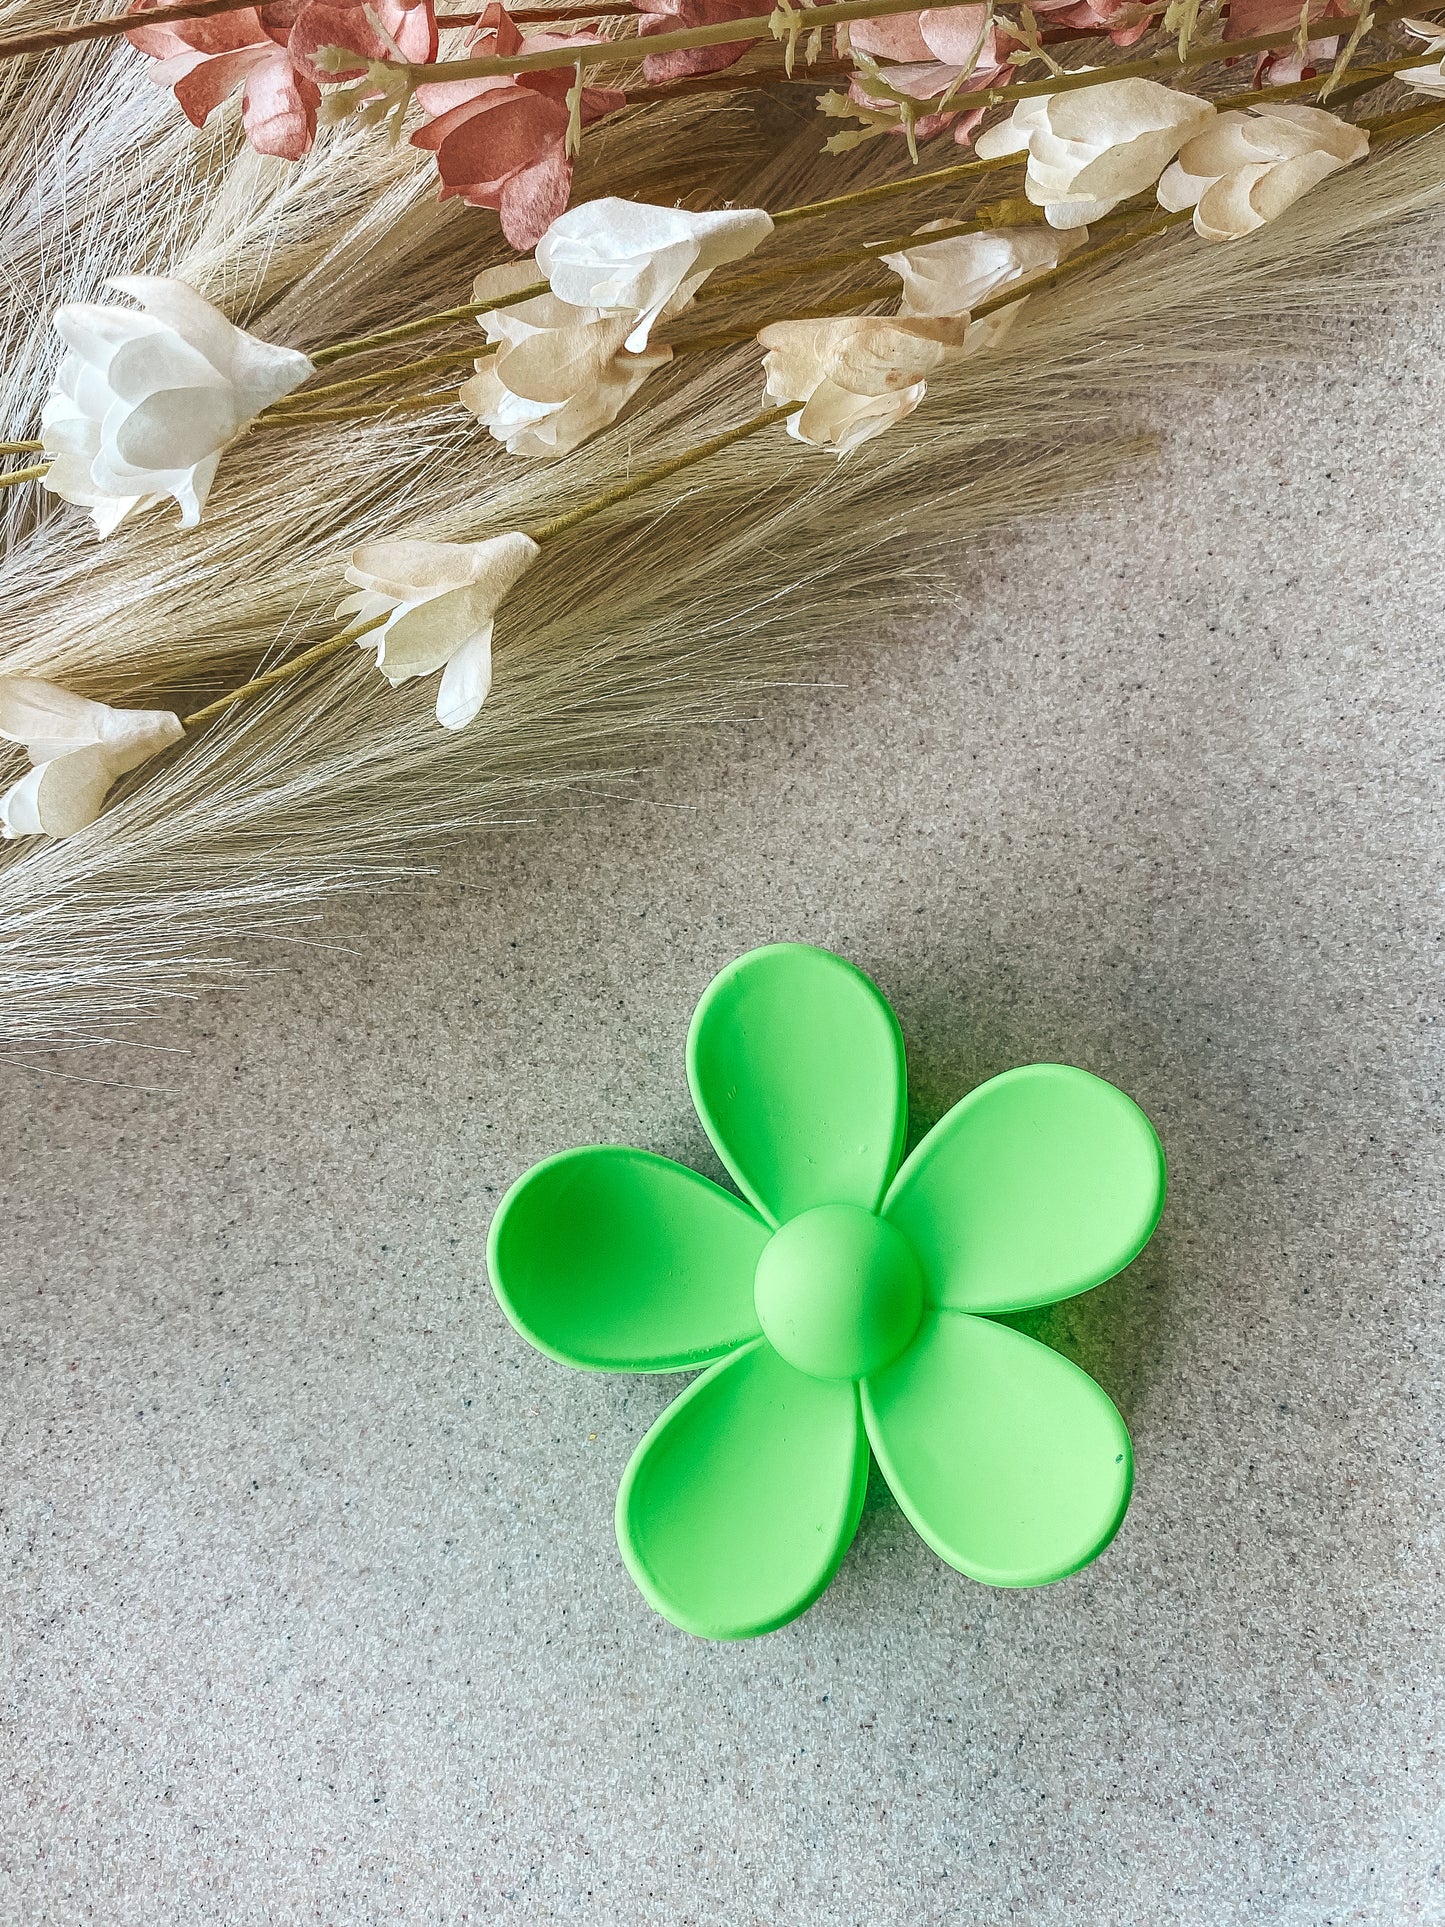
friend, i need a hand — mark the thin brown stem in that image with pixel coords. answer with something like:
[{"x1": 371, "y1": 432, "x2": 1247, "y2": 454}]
[
  {"x1": 971, "y1": 205, "x2": 1190, "y2": 319},
  {"x1": 0, "y1": 0, "x2": 266, "y2": 61},
  {"x1": 266, "y1": 346, "x2": 486, "y2": 411},
  {"x1": 527, "y1": 405, "x2": 790, "y2": 540},
  {"x1": 181, "y1": 615, "x2": 385, "y2": 728},
  {"x1": 185, "y1": 404, "x2": 789, "y2": 726},
  {"x1": 673, "y1": 205, "x2": 1192, "y2": 350},
  {"x1": 0, "y1": 437, "x2": 43, "y2": 455},
  {"x1": 405, "y1": 0, "x2": 1026, "y2": 78},
  {"x1": 440, "y1": 3, "x2": 635, "y2": 15},
  {"x1": 775, "y1": 149, "x2": 1021, "y2": 225},
  {"x1": 402, "y1": 0, "x2": 1445, "y2": 78},
  {"x1": 625, "y1": 57, "x2": 855, "y2": 99},
  {"x1": 849, "y1": 1, "x2": 1445, "y2": 115},
  {"x1": 261, "y1": 387, "x2": 462, "y2": 426},
  {"x1": 310, "y1": 280, "x2": 548, "y2": 366},
  {"x1": 0, "y1": 461, "x2": 48, "y2": 489}
]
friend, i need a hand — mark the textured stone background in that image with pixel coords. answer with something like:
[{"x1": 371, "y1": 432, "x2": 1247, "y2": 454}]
[{"x1": 3, "y1": 288, "x2": 1443, "y2": 1924}]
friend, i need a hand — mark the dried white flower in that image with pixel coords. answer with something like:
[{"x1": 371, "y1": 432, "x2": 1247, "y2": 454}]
[
  {"x1": 41, "y1": 276, "x2": 313, "y2": 536},
  {"x1": 338, "y1": 533, "x2": 541, "y2": 729},
  {"x1": 1398, "y1": 17, "x2": 1445, "y2": 94},
  {"x1": 460, "y1": 263, "x2": 671, "y2": 458},
  {"x1": 1157, "y1": 103, "x2": 1368, "y2": 240},
  {"x1": 758, "y1": 314, "x2": 969, "y2": 453},
  {"x1": 974, "y1": 79, "x2": 1214, "y2": 228},
  {"x1": 0, "y1": 677, "x2": 182, "y2": 839},
  {"x1": 880, "y1": 220, "x2": 1086, "y2": 346},
  {"x1": 535, "y1": 198, "x2": 775, "y2": 351}
]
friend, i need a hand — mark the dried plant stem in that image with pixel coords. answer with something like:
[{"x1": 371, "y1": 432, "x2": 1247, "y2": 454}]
[
  {"x1": 675, "y1": 207, "x2": 1192, "y2": 349},
  {"x1": 527, "y1": 404, "x2": 789, "y2": 538},
  {"x1": 0, "y1": 438, "x2": 43, "y2": 455},
  {"x1": 407, "y1": 0, "x2": 1029, "y2": 79},
  {"x1": 0, "y1": 0, "x2": 263, "y2": 61},
  {"x1": 267, "y1": 347, "x2": 487, "y2": 410},
  {"x1": 970, "y1": 205, "x2": 1191, "y2": 316},
  {"x1": 181, "y1": 616, "x2": 387, "y2": 728},
  {"x1": 776, "y1": 149, "x2": 1021, "y2": 224},
  {"x1": 441, "y1": 3, "x2": 636, "y2": 16},
  {"x1": 0, "y1": 462, "x2": 48, "y2": 489},
  {"x1": 311, "y1": 282, "x2": 549, "y2": 365},
  {"x1": 626, "y1": 59, "x2": 856, "y2": 100},
  {"x1": 404, "y1": 0, "x2": 1444, "y2": 80},
  {"x1": 264, "y1": 386, "x2": 463, "y2": 423},
  {"x1": 182, "y1": 405, "x2": 790, "y2": 726}
]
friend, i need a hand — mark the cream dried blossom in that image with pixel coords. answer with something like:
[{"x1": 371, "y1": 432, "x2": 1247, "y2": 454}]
[
  {"x1": 974, "y1": 79, "x2": 1214, "y2": 228},
  {"x1": 337, "y1": 534, "x2": 541, "y2": 729},
  {"x1": 1398, "y1": 17, "x2": 1445, "y2": 94},
  {"x1": 535, "y1": 198, "x2": 775, "y2": 351},
  {"x1": 1157, "y1": 104, "x2": 1368, "y2": 240},
  {"x1": 42, "y1": 276, "x2": 313, "y2": 536},
  {"x1": 459, "y1": 263, "x2": 672, "y2": 458},
  {"x1": 0, "y1": 677, "x2": 183, "y2": 840},
  {"x1": 758, "y1": 314, "x2": 970, "y2": 453},
  {"x1": 880, "y1": 220, "x2": 1086, "y2": 346}
]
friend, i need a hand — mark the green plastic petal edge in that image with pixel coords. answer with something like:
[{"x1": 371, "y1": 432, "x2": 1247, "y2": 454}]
[
  {"x1": 862, "y1": 1309, "x2": 1134, "y2": 1588},
  {"x1": 883, "y1": 1063, "x2": 1165, "y2": 1314},
  {"x1": 487, "y1": 1146, "x2": 767, "y2": 1372},
  {"x1": 616, "y1": 1339, "x2": 869, "y2": 1638},
  {"x1": 687, "y1": 943, "x2": 908, "y2": 1227}
]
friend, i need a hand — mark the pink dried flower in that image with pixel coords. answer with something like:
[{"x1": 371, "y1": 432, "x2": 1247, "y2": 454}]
[
  {"x1": 1027, "y1": 0, "x2": 1153, "y2": 48},
  {"x1": 411, "y1": 5, "x2": 626, "y2": 250},
  {"x1": 1221, "y1": 0, "x2": 1350, "y2": 83},
  {"x1": 125, "y1": 0, "x2": 437, "y2": 161},
  {"x1": 631, "y1": 0, "x2": 759, "y2": 83},
  {"x1": 846, "y1": 6, "x2": 1014, "y2": 147}
]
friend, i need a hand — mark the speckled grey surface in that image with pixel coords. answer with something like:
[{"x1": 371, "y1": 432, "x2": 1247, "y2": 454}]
[{"x1": 4, "y1": 300, "x2": 1444, "y2": 1925}]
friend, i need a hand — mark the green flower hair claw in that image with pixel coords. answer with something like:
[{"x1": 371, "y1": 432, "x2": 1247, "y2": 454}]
[{"x1": 488, "y1": 943, "x2": 1166, "y2": 1640}]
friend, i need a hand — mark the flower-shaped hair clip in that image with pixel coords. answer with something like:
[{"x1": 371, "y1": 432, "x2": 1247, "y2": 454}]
[{"x1": 488, "y1": 944, "x2": 1165, "y2": 1639}]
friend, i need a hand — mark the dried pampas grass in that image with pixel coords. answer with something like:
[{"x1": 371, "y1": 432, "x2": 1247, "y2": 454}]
[{"x1": 1, "y1": 13, "x2": 1443, "y2": 1052}]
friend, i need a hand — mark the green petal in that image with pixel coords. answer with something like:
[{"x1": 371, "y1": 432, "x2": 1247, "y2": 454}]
[
  {"x1": 488, "y1": 1147, "x2": 766, "y2": 1372},
  {"x1": 687, "y1": 943, "x2": 907, "y2": 1226},
  {"x1": 883, "y1": 1063, "x2": 1164, "y2": 1313},
  {"x1": 862, "y1": 1310, "x2": 1133, "y2": 1587},
  {"x1": 616, "y1": 1339, "x2": 868, "y2": 1638}
]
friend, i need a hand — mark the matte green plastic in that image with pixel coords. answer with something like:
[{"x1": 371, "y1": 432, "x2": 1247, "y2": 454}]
[
  {"x1": 616, "y1": 1340, "x2": 869, "y2": 1640},
  {"x1": 884, "y1": 1063, "x2": 1167, "y2": 1314},
  {"x1": 686, "y1": 943, "x2": 907, "y2": 1225},
  {"x1": 862, "y1": 1310, "x2": 1134, "y2": 1586},
  {"x1": 488, "y1": 1146, "x2": 766, "y2": 1371},
  {"x1": 754, "y1": 1202, "x2": 923, "y2": 1381},
  {"x1": 486, "y1": 943, "x2": 1166, "y2": 1640}
]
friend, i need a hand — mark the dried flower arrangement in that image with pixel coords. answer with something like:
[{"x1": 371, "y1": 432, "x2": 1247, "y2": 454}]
[{"x1": 2, "y1": 0, "x2": 1444, "y2": 1048}]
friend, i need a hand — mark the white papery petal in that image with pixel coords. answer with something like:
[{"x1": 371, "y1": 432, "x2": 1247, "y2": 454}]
[
  {"x1": 41, "y1": 276, "x2": 313, "y2": 536},
  {"x1": 343, "y1": 533, "x2": 539, "y2": 726},
  {"x1": 535, "y1": 198, "x2": 774, "y2": 350},
  {"x1": 1161, "y1": 103, "x2": 1366, "y2": 239},
  {"x1": 0, "y1": 756, "x2": 111, "y2": 839},
  {"x1": 759, "y1": 316, "x2": 970, "y2": 453},
  {"x1": 53, "y1": 302, "x2": 165, "y2": 371},
  {"x1": 462, "y1": 302, "x2": 670, "y2": 459},
  {"x1": 0, "y1": 676, "x2": 182, "y2": 839},
  {"x1": 0, "y1": 676, "x2": 113, "y2": 750},
  {"x1": 983, "y1": 79, "x2": 1212, "y2": 221},
  {"x1": 435, "y1": 627, "x2": 494, "y2": 729},
  {"x1": 882, "y1": 224, "x2": 1080, "y2": 318}
]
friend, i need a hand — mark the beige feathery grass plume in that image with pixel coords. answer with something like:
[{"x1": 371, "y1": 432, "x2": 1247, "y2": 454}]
[{"x1": 2, "y1": 10, "x2": 1445, "y2": 1050}]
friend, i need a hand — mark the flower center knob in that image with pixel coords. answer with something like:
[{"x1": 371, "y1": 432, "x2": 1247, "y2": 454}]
[{"x1": 753, "y1": 1202, "x2": 924, "y2": 1382}]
